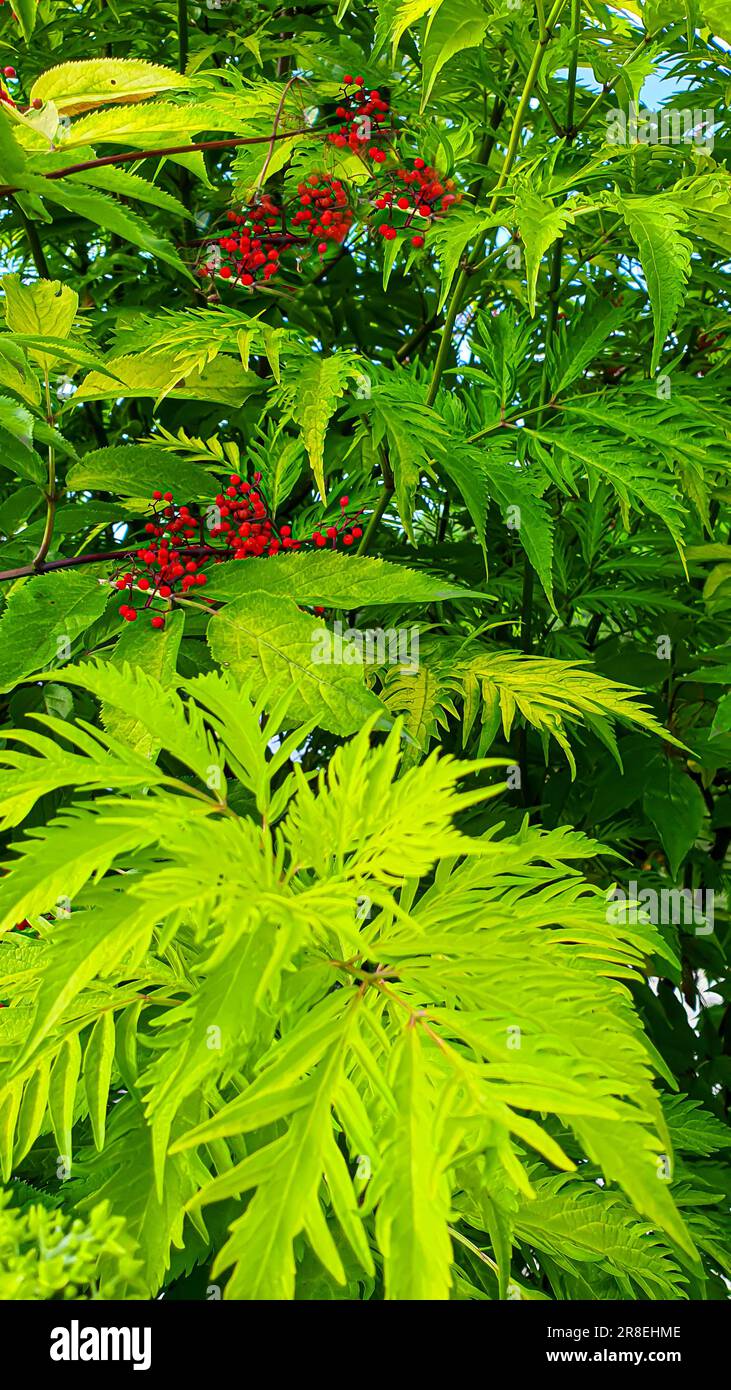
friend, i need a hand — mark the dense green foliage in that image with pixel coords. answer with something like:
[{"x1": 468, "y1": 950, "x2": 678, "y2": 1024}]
[{"x1": 0, "y1": 0, "x2": 729, "y2": 1301}]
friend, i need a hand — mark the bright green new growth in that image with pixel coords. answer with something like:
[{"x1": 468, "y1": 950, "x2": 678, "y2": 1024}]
[{"x1": 0, "y1": 666, "x2": 713, "y2": 1298}]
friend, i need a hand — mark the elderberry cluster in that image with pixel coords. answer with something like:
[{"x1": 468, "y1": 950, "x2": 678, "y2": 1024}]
[
  {"x1": 198, "y1": 76, "x2": 459, "y2": 288},
  {"x1": 374, "y1": 159, "x2": 460, "y2": 245},
  {"x1": 202, "y1": 174, "x2": 354, "y2": 285},
  {"x1": 114, "y1": 491, "x2": 208, "y2": 628},
  {"x1": 214, "y1": 195, "x2": 285, "y2": 286},
  {"x1": 312, "y1": 495, "x2": 363, "y2": 548},
  {"x1": 326, "y1": 74, "x2": 391, "y2": 162},
  {"x1": 113, "y1": 480, "x2": 366, "y2": 628},
  {"x1": 210, "y1": 471, "x2": 293, "y2": 555}
]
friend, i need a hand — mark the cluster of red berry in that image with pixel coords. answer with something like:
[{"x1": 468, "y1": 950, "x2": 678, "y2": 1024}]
[
  {"x1": 201, "y1": 174, "x2": 354, "y2": 284},
  {"x1": 290, "y1": 174, "x2": 353, "y2": 255},
  {"x1": 113, "y1": 481, "x2": 365, "y2": 627},
  {"x1": 114, "y1": 491, "x2": 208, "y2": 627},
  {"x1": 374, "y1": 160, "x2": 460, "y2": 245},
  {"x1": 198, "y1": 76, "x2": 458, "y2": 288},
  {"x1": 209, "y1": 471, "x2": 296, "y2": 556},
  {"x1": 326, "y1": 75, "x2": 391, "y2": 163},
  {"x1": 312, "y1": 496, "x2": 363, "y2": 548},
  {"x1": 204, "y1": 194, "x2": 286, "y2": 286}
]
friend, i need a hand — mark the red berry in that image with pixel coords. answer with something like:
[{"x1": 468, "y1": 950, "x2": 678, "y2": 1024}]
[
  {"x1": 220, "y1": 266, "x2": 232, "y2": 279},
  {"x1": 3, "y1": 67, "x2": 16, "y2": 78},
  {"x1": 151, "y1": 616, "x2": 165, "y2": 630},
  {"x1": 164, "y1": 492, "x2": 174, "y2": 502},
  {"x1": 31, "y1": 98, "x2": 42, "y2": 110},
  {"x1": 380, "y1": 225, "x2": 397, "y2": 240},
  {"x1": 343, "y1": 533, "x2": 354, "y2": 546},
  {"x1": 340, "y1": 496, "x2": 349, "y2": 507},
  {"x1": 411, "y1": 235, "x2": 425, "y2": 248},
  {"x1": 343, "y1": 74, "x2": 353, "y2": 84}
]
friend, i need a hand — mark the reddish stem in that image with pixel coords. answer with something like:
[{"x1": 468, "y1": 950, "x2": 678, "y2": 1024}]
[{"x1": 0, "y1": 128, "x2": 316, "y2": 198}]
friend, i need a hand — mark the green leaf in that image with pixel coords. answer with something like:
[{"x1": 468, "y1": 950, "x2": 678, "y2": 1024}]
[
  {"x1": 372, "y1": 1027, "x2": 453, "y2": 1299},
  {"x1": 73, "y1": 352, "x2": 261, "y2": 408},
  {"x1": 63, "y1": 165, "x2": 191, "y2": 219},
  {"x1": 39, "y1": 183, "x2": 190, "y2": 276},
  {"x1": 207, "y1": 592, "x2": 387, "y2": 735},
  {"x1": 643, "y1": 762, "x2": 706, "y2": 877},
  {"x1": 420, "y1": 0, "x2": 489, "y2": 109},
  {"x1": 616, "y1": 195, "x2": 692, "y2": 374},
  {"x1": 428, "y1": 210, "x2": 499, "y2": 312},
  {"x1": 701, "y1": 0, "x2": 731, "y2": 40},
  {"x1": 30, "y1": 59, "x2": 190, "y2": 115},
  {"x1": 513, "y1": 189, "x2": 574, "y2": 316},
  {"x1": 12, "y1": 0, "x2": 37, "y2": 42},
  {"x1": 0, "y1": 572, "x2": 110, "y2": 694},
  {"x1": 48, "y1": 1034, "x2": 82, "y2": 1162},
  {"x1": 66, "y1": 444, "x2": 216, "y2": 502},
  {"x1": 2, "y1": 274, "x2": 78, "y2": 371},
  {"x1": 204, "y1": 551, "x2": 478, "y2": 606},
  {"x1": 548, "y1": 297, "x2": 628, "y2": 395},
  {"x1": 104, "y1": 610, "x2": 184, "y2": 759},
  {"x1": 274, "y1": 355, "x2": 364, "y2": 500},
  {"x1": 0, "y1": 339, "x2": 41, "y2": 408},
  {"x1": 0, "y1": 107, "x2": 28, "y2": 183},
  {"x1": 84, "y1": 1012, "x2": 116, "y2": 1151},
  {"x1": 711, "y1": 691, "x2": 731, "y2": 738}
]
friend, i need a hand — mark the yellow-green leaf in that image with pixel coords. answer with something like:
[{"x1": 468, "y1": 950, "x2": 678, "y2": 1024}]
[
  {"x1": 2, "y1": 274, "x2": 78, "y2": 371},
  {"x1": 48, "y1": 1033, "x2": 82, "y2": 1161},
  {"x1": 83, "y1": 1012, "x2": 116, "y2": 1150},
  {"x1": 30, "y1": 59, "x2": 190, "y2": 117}
]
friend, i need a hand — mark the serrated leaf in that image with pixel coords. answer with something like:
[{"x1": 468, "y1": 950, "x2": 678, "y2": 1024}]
[
  {"x1": 104, "y1": 611, "x2": 184, "y2": 759},
  {"x1": 48, "y1": 1033, "x2": 82, "y2": 1162},
  {"x1": 207, "y1": 591, "x2": 386, "y2": 735},
  {"x1": 420, "y1": 0, "x2": 489, "y2": 109},
  {"x1": 83, "y1": 1012, "x2": 116, "y2": 1151},
  {"x1": 30, "y1": 59, "x2": 190, "y2": 116},
  {"x1": 65, "y1": 444, "x2": 218, "y2": 501},
  {"x1": 616, "y1": 195, "x2": 692, "y2": 374},
  {"x1": 2, "y1": 274, "x2": 78, "y2": 371},
  {"x1": 204, "y1": 550, "x2": 478, "y2": 606},
  {"x1": 0, "y1": 572, "x2": 110, "y2": 694},
  {"x1": 72, "y1": 352, "x2": 261, "y2": 408},
  {"x1": 514, "y1": 189, "x2": 574, "y2": 316},
  {"x1": 276, "y1": 355, "x2": 363, "y2": 501},
  {"x1": 372, "y1": 1027, "x2": 453, "y2": 1299},
  {"x1": 39, "y1": 183, "x2": 190, "y2": 275}
]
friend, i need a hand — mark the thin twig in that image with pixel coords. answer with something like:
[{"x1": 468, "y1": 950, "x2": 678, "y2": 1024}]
[
  {"x1": 0, "y1": 129, "x2": 316, "y2": 198},
  {"x1": 252, "y1": 74, "x2": 299, "y2": 200}
]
